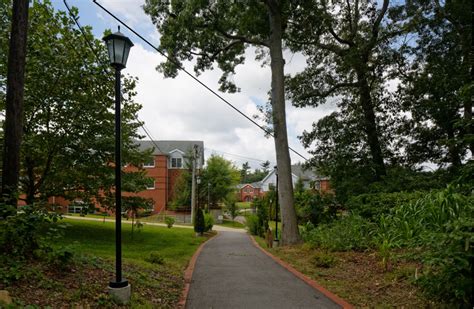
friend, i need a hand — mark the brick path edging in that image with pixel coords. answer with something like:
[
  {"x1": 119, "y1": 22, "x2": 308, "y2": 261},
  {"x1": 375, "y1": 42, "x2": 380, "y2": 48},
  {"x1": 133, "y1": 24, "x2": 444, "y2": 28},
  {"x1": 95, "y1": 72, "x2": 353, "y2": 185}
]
[
  {"x1": 249, "y1": 235, "x2": 354, "y2": 309},
  {"x1": 177, "y1": 232, "x2": 218, "y2": 308}
]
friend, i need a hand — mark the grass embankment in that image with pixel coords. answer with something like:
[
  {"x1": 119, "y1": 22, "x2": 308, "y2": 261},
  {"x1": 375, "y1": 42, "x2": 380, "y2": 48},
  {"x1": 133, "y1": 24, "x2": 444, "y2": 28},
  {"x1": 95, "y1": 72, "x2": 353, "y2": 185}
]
[
  {"x1": 236, "y1": 202, "x2": 251, "y2": 209},
  {"x1": 217, "y1": 219, "x2": 245, "y2": 229},
  {"x1": 253, "y1": 236, "x2": 432, "y2": 308},
  {"x1": 6, "y1": 219, "x2": 210, "y2": 308}
]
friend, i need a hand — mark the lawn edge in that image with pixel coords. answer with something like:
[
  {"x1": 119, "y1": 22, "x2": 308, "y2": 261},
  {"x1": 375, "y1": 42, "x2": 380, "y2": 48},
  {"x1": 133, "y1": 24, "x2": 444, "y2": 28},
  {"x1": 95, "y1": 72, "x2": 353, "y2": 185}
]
[
  {"x1": 249, "y1": 235, "x2": 354, "y2": 309},
  {"x1": 177, "y1": 231, "x2": 218, "y2": 308}
]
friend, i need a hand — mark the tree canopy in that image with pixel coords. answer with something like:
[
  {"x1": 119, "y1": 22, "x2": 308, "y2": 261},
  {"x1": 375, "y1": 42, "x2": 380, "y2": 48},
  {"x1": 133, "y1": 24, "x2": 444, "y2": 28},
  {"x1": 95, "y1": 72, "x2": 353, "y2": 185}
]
[{"x1": 0, "y1": 0, "x2": 151, "y2": 207}]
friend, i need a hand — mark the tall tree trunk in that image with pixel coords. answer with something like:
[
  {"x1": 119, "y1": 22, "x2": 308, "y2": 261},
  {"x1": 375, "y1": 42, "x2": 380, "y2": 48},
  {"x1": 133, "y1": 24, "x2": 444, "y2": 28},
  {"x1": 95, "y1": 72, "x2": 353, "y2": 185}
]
[
  {"x1": 446, "y1": 125, "x2": 462, "y2": 168},
  {"x1": 267, "y1": 1, "x2": 301, "y2": 245},
  {"x1": 2, "y1": 0, "x2": 29, "y2": 208},
  {"x1": 356, "y1": 70, "x2": 386, "y2": 180}
]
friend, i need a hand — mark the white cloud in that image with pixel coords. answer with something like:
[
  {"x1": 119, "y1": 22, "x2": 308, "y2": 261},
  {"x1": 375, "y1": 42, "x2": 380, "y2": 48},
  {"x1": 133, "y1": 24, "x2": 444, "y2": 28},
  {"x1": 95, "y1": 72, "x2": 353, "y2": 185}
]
[{"x1": 122, "y1": 42, "x2": 336, "y2": 169}]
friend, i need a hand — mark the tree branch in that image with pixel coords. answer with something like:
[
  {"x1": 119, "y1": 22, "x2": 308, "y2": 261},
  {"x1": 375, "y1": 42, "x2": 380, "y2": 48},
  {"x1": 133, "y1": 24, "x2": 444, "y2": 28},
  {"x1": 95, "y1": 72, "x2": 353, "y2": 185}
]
[
  {"x1": 299, "y1": 82, "x2": 357, "y2": 100},
  {"x1": 215, "y1": 27, "x2": 269, "y2": 47},
  {"x1": 322, "y1": 0, "x2": 354, "y2": 46},
  {"x1": 368, "y1": 0, "x2": 389, "y2": 50}
]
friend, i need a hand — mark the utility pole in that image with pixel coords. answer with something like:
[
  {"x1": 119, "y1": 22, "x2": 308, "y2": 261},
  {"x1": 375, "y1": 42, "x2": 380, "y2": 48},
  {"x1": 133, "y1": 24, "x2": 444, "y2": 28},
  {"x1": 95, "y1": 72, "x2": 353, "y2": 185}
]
[
  {"x1": 2, "y1": 0, "x2": 29, "y2": 209},
  {"x1": 190, "y1": 144, "x2": 198, "y2": 224},
  {"x1": 207, "y1": 182, "x2": 210, "y2": 213}
]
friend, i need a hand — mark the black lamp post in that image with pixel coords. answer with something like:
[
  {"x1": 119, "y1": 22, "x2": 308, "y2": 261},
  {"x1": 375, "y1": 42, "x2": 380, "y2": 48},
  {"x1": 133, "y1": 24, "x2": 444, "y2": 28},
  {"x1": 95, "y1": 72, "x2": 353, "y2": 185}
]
[
  {"x1": 196, "y1": 176, "x2": 201, "y2": 211},
  {"x1": 274, "y1": 166, "x2": 279, "y2": 242},
  {"x1": 207, "y1": 182, "x2": 211, "y2": 212},
  {"x1": 103, "y1": 27, "x2": 133, "y2": 290}
]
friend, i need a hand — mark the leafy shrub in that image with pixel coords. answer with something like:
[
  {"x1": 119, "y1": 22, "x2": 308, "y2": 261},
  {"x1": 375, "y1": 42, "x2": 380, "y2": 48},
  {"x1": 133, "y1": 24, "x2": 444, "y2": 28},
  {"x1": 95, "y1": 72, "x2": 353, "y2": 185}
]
[
  {"x1": 164, "y1": 216, "x2": 175, "y2": 228},
  {"x1": 0, "y1": 205, "x2": 64, "y2": 258},
  {"x1": 301, "y1": 215, "x2": 375, "y2": 251},
  {"x1": 204, "y1": 212, "x2": 214, "y2": 232},
  {"x1": 194, "y1": 208, "x2": 205, "y2": 235},
  {"x1": 311, "y1": 252, "x2": 336, "y2": 268},
  {"x1": 246, "y1": 214, "x2": 260, "y2": 236},
  {"x1": 145, "y1": 252, "x2": 165, "y2": 264},
  {"x1": 346, "y1": 191, "x2": 425, "y2": 220},
  {"x1": 382, "y1": 187, "x2": 473, "y2": 305},
  {"x1": 252, "y1": 197, "x2": 269, "y2": 237},
  {"x1": 138, "y1": 209, "x2": 153, "y2": 217},
  {"x1": 48, "y1": 247, "x2": 74, "y2": 270},
  {"x1": 295, "y1": 190, "x2": 339, "y2": 225}
]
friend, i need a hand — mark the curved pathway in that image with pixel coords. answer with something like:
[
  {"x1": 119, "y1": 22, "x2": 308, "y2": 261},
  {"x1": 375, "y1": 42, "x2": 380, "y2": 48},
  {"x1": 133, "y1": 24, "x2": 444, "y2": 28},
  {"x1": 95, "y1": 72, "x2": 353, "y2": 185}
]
[{"x1": 186, "y1": 231, "x2": 340, "y2": 309}]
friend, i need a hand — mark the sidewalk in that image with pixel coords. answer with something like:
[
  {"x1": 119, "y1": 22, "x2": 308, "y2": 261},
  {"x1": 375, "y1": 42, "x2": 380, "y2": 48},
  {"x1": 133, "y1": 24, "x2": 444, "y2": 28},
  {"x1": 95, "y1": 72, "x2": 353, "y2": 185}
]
[{"x1": 185, "y1": 231, "x2": 340, "y2": 309}]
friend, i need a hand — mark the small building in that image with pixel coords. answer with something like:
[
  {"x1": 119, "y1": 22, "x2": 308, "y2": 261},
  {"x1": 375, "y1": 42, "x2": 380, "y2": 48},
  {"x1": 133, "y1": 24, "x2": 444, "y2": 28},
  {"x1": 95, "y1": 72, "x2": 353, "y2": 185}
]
[
  {"x1": 260, "y1": 164, "x2": 331, "y2": 193},
  {"x1": 237, "y1": 182, "x2": 263, "y2": 202}
]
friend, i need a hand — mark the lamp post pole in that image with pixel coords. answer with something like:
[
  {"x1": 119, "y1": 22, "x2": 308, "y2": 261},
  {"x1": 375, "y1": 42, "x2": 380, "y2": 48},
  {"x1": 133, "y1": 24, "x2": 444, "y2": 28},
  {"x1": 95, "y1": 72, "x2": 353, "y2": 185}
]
[
  {"x1": 113, "y1": 67, "x2": 125, "y2": 287},
  {"x1": 207, "y1": 182, "x2": 210, "y2": 212},
  {"x1": 103, "y1": 27, "x2": 134, "y2": 302},
  {"x1": 274, "y1": 166, "x2": 279, "y2": 241}
]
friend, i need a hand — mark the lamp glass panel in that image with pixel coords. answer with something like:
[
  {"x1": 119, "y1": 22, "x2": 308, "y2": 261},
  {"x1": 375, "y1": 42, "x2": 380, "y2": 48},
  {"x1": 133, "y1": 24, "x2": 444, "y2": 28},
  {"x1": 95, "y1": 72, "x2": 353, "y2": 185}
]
[
  {"x1": 106, "y1": 40, "x2": 114, "y2": 65},
  {"x1": 113, "y1": 38, "x2": 126, "y2": 66},
  {"x1": 122, "y1": 43, "x2": 131, "y2": 67}
]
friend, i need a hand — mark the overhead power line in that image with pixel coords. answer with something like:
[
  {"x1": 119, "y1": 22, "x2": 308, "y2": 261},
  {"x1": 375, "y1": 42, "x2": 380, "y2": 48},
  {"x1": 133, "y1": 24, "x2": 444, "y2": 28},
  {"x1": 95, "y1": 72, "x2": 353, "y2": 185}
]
[
  {"x1": 205, "y1": 147, "x2": 275, "y2": 165},
  {"x1": 91, "y1": 0, "x2": 308, "y2": 162}
]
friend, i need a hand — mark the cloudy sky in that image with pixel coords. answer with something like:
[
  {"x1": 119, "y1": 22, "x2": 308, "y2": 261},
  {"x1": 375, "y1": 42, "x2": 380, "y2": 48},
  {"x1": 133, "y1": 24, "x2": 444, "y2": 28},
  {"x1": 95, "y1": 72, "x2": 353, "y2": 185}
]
[{"x1": 52, "y1": 0, "x2": 336, "y2": 169}]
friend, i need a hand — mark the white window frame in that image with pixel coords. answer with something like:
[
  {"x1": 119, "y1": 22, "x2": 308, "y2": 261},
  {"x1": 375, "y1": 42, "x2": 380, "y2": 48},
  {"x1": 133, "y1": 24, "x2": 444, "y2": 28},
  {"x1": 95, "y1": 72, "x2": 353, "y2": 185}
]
[
  {"x1": 143, "y1": 157, "x2": 155, "y2": 168},
  {"x1": 171, "y1": 157, "x2": 183, "y2": 168},
  {"x1": 146, "y1": 178, "x2": 155, "y2": 190}
]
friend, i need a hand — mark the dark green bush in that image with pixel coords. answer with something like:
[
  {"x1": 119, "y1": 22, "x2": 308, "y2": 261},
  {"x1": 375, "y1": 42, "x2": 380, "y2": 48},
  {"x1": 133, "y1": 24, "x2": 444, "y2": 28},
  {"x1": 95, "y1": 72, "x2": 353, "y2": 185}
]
[
  {"x1": 145, "y1": 252, "x2": 165, "y2": 264},
  {"x1": 204, "y1": 212, "x2": 214, "y2": 232},
  {"x1": 194, "y1": 208, "x2": 205, "y2": 235},
  {"x1": 346, "y1": 191, "x2": 425, "y2": 220},
  {"x1": 301, "y1": 215, "x2": 375, "y2": 251},
  {"x1": 295, "y1": 190, "x2": 339, "y2": 225},
  {"x1": 164, "y1": 216, "x2": 175, "y2": 228},
  {"x1": 246, "y1": 214, "x2": 260, "y2": 236},
  {"x1": 311, "y1": 252, "x2": 336, "y2": 268},
  {"x1": 252, "y1": 197, "x2": 269, "y2": 237},
  {"x1": 0, "y1": 205, "x2": 64, "y2": 258}
]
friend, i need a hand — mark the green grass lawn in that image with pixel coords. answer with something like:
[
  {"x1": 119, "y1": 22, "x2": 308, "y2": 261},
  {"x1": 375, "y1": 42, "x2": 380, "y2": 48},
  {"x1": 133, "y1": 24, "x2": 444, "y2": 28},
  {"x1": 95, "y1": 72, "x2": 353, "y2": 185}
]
[
  {"x1": 5, "y1": 218, "x2": 210, "y2": 307},
  {"x1": 236, "y1": 201, "x2": 252, "y2": 209},
  {"x1": 58, "y1": 219, "x2": 204, "y2": 269},
  {"x1": 217, "y1": 219, "x2": 245, "y2": 229}
]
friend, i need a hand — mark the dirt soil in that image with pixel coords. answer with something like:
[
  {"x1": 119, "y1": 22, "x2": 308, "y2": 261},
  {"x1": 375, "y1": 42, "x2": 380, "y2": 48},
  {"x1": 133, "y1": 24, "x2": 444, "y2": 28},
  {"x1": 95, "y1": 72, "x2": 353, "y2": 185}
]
[
  {"x1": 268, "y1": 244, "x2": 436, "y2": 308},
  {"x1": 1, "y1": 257, "x2": 182, "y2": 308}
]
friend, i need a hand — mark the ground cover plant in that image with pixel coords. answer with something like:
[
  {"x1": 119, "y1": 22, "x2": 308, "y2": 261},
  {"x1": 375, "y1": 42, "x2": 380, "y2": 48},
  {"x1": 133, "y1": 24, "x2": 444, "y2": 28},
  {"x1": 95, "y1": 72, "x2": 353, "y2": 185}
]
[
  {"x1": 1, "y1": 217, "x2": 208, "y2": 307},
  {"x1": 254, "y1": 236, "x2": 432, "y2": 307},
  {"x1": 299, "y1": 185, "x2": 473, "y2": 306}
]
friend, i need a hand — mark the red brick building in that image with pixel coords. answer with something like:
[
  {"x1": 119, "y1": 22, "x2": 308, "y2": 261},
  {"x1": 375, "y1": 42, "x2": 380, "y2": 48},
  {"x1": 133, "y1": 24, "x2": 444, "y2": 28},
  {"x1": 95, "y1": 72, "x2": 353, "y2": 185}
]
[
  {"x1": 43, "y1": 140, "x2": 204, "y2": 214},
  {"x1": 236, "y1": 164, "x2": 331, "y2": 202},
  {"x1": 130, "y1": 140, "x2": 204, "y2": 213},
  {"x1": 237, "y1": 183, "x2": 263, "y2": 202}
]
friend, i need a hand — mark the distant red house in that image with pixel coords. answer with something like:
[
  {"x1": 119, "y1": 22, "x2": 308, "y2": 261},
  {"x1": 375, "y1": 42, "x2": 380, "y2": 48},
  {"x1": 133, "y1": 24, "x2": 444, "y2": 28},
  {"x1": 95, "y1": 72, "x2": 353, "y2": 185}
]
[
  {"x1": 41, "y1": 140, "x2": 204, "y2": 214},
  {"x1": 237, "y1": 183, "x2": 263, "y2": 202},
  {"x1": 236, "y1": 164, "x2": 331, "y2": 202}
]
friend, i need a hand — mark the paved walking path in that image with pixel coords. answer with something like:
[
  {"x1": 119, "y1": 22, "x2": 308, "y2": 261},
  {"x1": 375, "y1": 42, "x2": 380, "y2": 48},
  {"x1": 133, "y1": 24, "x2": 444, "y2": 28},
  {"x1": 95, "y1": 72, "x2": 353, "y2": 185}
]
[{"x1": 186, "y1": 231, "x2": 340, "y2": 309}]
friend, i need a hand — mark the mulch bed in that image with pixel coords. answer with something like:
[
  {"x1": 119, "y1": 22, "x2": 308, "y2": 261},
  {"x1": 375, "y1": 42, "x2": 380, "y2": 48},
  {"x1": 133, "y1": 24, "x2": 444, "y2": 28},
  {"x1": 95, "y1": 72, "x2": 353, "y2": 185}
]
[
  {"x1": 1, "y1": 257, "x2": 183, "y2": 308},
  {"x1": 268, "y1": 244, "x2": 435, "y2": 308}
]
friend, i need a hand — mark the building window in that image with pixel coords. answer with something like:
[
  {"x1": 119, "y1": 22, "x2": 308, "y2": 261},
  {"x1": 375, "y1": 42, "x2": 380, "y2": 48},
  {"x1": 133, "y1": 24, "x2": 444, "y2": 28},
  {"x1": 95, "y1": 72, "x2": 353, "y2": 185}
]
[
  {"x1": 171, "y1": 157, "x2": 183, "y2": 168},
  {"x1": 143, "y1": 157, "x2": 155, "y2": 168},
  {"x1": 314, "y1": 180, "x2": 321, "y2": 190},
  {"x1": 146, "y1": 178, "x2": 155, "y2": 190}
]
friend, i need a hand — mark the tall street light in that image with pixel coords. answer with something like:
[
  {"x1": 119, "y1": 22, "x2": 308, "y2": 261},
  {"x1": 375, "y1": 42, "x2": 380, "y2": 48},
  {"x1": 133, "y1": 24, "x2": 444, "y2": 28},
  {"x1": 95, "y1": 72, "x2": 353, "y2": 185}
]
[
  {"x1": 196, "y1": 176, "x2": 201, "y2": 211},
  {"x1": 103, "y1": 27, "x2": 133, "y2": 302}
]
